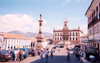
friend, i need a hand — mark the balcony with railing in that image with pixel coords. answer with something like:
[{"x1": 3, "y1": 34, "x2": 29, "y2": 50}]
[{"x1": 88, "y1": 13, "x2": 100, "y2": 28}]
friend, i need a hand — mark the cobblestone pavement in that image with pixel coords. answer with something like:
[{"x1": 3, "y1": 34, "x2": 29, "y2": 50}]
[{"x1": 1, "y1": 44, "x2": 80, "y2": 63}]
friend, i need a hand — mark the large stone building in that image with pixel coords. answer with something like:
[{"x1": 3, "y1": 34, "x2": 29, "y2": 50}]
[
  {"x1": 2, "y1": 33, "x2": 31, "y2": 50},
  {"x1": 85, "y1": 0, "x2": 100, "y2": 55},
  {"x1": 0, "y1": 33, "x2": 4, "y2": 49},
  {"x1": 53, "y1": 19, "x2": 83, "y2": 44}
]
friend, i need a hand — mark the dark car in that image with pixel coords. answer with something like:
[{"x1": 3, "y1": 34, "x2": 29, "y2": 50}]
[
  {"x1": 0, "y1": 50, "x2": 13, "y2": 61},
  {"x1": 52, "y1": 46, "x2": 56, "y2": 49},
  {"x1": 6, "y1": 50, "x2": 15, "y2": 60},
  {"x1": 59, "y1": 45, "x2": 64, "y2": 48},
  {"x1": 28, "y1": 49, "x2": 35, "y2": 56}
]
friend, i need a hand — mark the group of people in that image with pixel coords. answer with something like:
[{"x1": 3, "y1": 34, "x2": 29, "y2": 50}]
[
  {"x1": 39, "y1": 49, "x2": 53, "y2": 63},
  {"x1": 14, "y1": 49, "x2": 25, "y2": 62}
]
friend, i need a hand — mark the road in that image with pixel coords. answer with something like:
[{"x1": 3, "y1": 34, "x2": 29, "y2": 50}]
[{"x1": 2, "y1": 44, "x2": 80, "y2": 63}]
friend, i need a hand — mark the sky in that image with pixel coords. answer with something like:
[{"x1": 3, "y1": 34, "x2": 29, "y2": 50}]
[{"x1": 0, "y1": 0, "x2": 92, "y2": 34}]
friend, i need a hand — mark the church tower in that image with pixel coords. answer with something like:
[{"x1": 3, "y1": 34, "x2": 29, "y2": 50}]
[
  {"x1": 63, "y1": 19, "x2": 69, "y2": 30},
  {"x1": 62, "y1": 19, "x2": 69, "y2": 42}
]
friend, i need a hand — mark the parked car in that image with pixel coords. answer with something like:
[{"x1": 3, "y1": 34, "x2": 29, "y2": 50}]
[
  {"x1": 0, "y1": 50, "x2": 13, "y2": 61},
  {"x1": 59, "y1": 45, "x2": 64, "y2": 48},
  {"x1": 52, "y1": 46, "x2": 56, "y2": 49},
  {"x1": 6, "y1": 50, "x2": 15, "y2": 60},
  {"x1": 28, "y1": 48, "x2": 35, "y2": 56}
]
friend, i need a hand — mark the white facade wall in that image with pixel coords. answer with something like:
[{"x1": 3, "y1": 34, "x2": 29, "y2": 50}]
[
  {"x1": 0, "y1": 35, "x2": 3, "y2": 49},
  {"x1": 88, "y1": 21, "x2": 100, "y2": 40},
  {"x1": 5, "y1": 38, "x2": 31, "y2": 50},
  {"x1": 54, "y1": 32, "x2": 62, "y2": 41},
  {"x1": 69, "y1": 31, "x2": 78, "y2": 41}
]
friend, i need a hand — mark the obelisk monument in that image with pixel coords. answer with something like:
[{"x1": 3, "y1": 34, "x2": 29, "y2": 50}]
[{"x1": 36, "y1": 14, "x2": 44, "y2": 50}]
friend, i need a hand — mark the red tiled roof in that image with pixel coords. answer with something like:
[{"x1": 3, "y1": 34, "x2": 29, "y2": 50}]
[
  {"x1": 3, "y1": 33, "x2": 29, "y2": 40},
  {"x1": 53, "y1": 30, "x2": 62, "y2": 32}
]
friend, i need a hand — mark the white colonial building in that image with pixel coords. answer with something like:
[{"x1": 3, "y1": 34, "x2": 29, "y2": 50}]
[
  {"x1": 85, "y1": 0, "x2": 100, "y2": 55},
  {"x1": 2, "y1": 33, "x2": 31, "y2": 50},
  {"x1": 0, "y1": 33, "x2": 4, "y2": 49},
  {"x1": 53, "y1": 19, "x2": 83, "y2": 45}
]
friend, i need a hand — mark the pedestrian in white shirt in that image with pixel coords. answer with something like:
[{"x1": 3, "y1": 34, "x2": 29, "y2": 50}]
[
  {"x1": 39, "y1": 50, "x2": 44, "y2": 63},
  {"x1": 14, "y1": 49, "x2": 17, "y2": 61},
  {"x1": 45, "y1": 49, "x2": 49, "y2": 63}
]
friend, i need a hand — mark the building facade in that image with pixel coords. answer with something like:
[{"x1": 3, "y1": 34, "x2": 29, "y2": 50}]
[
  {"x1": 0, "y1": 33, "x2": 4, "y2": 49},
  {"x1": 85, "y1": 0, "x2": 100, "y2": 55},
  {"x1": 2, "y1": 33, "x2": 31, "y2": 50},
  {"x1": 53, "y1": 19, "x2": 83, "y2": 44}
]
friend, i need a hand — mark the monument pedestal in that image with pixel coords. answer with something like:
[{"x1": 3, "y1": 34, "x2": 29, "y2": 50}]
[
  {"x1": 35, "y1": 14, "x2": 44, "y2": 50},
  {"x1": 35, "y1": 42, "x2": 43, "y2": 50}
]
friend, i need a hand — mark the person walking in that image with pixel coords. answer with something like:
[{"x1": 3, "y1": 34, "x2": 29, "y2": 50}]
[
  {"x1": 45, "y1": 49, "x2": 49, "y2": 63},
  {"x1": 66, "y1": 49, "x2": 70, "y2": 62},
  {"x1": 51, "y1": 49, "x2": 53, "y2": 58},
  {"x1": 19, "y1": 49, "x2": 23, "y2": 61},
  {"x1": 39, "y1": 50, "x2": 44, "y2": 63},
  {"x1": 14, "y1": 49, "x2": 17, "y2": 61}
]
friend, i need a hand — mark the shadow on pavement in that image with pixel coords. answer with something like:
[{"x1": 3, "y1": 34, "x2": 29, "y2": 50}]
[{"x1": 30, "y1": 53, "x2": 80, "y2": 63}]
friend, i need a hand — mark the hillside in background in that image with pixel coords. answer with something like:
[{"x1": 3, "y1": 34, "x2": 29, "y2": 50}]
[{"x1": 7, "y1": 30, "x2": 53, "y2": 39}]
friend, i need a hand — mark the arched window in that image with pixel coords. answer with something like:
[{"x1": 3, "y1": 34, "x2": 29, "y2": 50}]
[
  {"x1": 76, "y1": 32, "x2": 77, "y2": 36},
  {"x1": 70, "y1": 33, "x2": 71, "y2": 36},
  {"x1": 63, "y1": 38, "x2": 65, "y2": 40},
  {"x1": 58, "y1": 38, "x2": 59, "y2": 40},
  {"x1": 70, "y1": 37, "x2": 71, "y2": 40},
  {"x1": 55, "y1": 38, "x2": 56, "y2": 40},
  {"x1": 58, "y1": 33, "x2": 59, "y2": 36},
  {"x1": 73, "y1": 32, "x2": 74, "y2": 36},
  {"x1": 73, "y1": 37, "x2": 74, "y2": 40},
  {"x1": 76, "y1": 37, "x2": 77, "y2": 40}
]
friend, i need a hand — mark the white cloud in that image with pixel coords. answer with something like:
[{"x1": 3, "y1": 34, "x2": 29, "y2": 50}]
[
  {"x1": 0, "y1": 14, "x2": 51, "y2": 33},
  {"x1": 0, "y1": 14, "x2": 39, "y2": 32},
  {"x1": 68, "y1": 17, "x2": 83, "y2": 21}
]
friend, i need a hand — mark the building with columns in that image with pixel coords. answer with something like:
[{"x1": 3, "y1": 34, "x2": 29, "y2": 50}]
[
  {"x1": 85, "y1": 0, "x2": 100, "y2": 56},
  {"x1": 2, "y1": 33, "x2": 31, "y2": 50},
  {"x1": 0, "y1": 33, "x2": 4, "y2": 49},
  {"x1": 53, "y1": 19, "x2": 83, "y2": 44}
]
